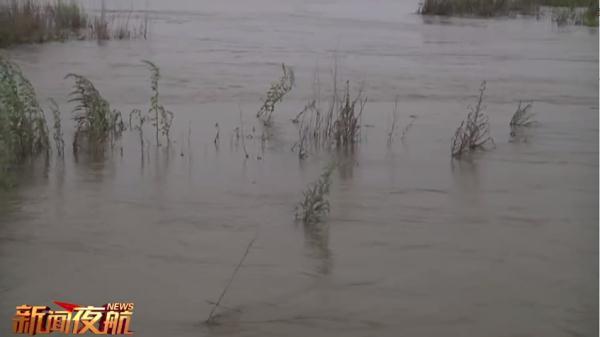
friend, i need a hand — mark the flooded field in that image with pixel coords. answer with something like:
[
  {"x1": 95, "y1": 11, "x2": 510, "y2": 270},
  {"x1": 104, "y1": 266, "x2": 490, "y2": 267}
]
[{"x1": 0, "y1": 0, "x2": 598, "y2": 336}]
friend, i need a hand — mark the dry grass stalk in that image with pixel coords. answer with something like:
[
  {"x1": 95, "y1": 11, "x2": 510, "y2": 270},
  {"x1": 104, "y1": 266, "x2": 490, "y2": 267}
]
[
  {"x1": 206, "y1": 236, "x2": 257, "y2": 325},
  {"x1": 450, "y1": 81, "x2": 494, "y2": 158}
]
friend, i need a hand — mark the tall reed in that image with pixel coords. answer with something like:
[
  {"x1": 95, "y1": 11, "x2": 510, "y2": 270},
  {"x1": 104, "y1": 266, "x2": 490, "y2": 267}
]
[
  {"x1": 66, "y1": 73, "x2": 124, "y2": 154},
  {"x1": 0, "y1": 55, "x2": 49, "y2": 186}
]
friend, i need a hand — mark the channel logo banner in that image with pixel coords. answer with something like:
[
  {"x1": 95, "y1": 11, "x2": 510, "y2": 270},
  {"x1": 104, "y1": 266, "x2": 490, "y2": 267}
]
[{"x1": 12, "y1": 301, "x2": 134, "y2": 335}]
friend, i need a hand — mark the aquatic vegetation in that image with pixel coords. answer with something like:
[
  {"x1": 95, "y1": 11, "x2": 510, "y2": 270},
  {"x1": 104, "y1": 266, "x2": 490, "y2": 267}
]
[
  {"x1": 48, "y1": 99, "x2": 65, "y2": 157},
  {"x1": 0, "y1": 55, "x2": 49, "y2": 187},
  {"x1": 92, "y1": 2, "x2": 149, "y2": 41},
  {"x1": 417, "y1": 0, "x2": 599, "y2": 25},
  {"x1": 510, "y1": 101, "x2": 536, "y2": 127},
  {"x1": 417, "y1": 0, "x2": 540, "y2": 16},
  {"x1": 293, "y1": 75, "x2": 366, "y2": 155},
  {"x1": 333, "y1": 81, "x2": 366, "y2": 149},
  {"x1": 0, "y1": 0, "x2": 87, "y2": 47},
  {"x1": 450, "y1": 81, "x2": 494, "y2": 158},
  {"x1": 66, "y1": 74, "x2": 125, "y2": 154},
  {"x1": 295, "y1": 164, "x2": 335, "y2": 225},
  {"x1": 257, "y1": 63, "x2": 295, "y2": 125},
  {"x1": 0, "y1": 0, "x2": 148, "y2": 48},
  {"x1": 0, "y1": 55, "x2": 49, "y2": 159},
  {"x1": 550, "y1": 5, "x2": 598, "y2": 26},
  {"x1": 142, "y1": 60, "x2": 174, "y2": 147}
]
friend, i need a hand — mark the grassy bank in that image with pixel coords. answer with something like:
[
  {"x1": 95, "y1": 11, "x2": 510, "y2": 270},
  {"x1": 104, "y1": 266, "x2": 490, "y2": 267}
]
[{"x1": 418, "y1": 0, "x2": 599, "y2": 25}]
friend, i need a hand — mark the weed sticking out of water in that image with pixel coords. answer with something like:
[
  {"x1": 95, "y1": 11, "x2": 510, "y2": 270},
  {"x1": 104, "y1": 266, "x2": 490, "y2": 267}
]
[
  {"x1": 293, "y1": 72, "x2": 367, "y2": 157},
  {"x1": 66, "y1": 74, "x2": 125, "y2": 155},
  {"x1": 48, "y1": 99, "x2": 64, "y2": 157},
  {"x1": 257, "y1": 63, "x2": 295, "y2": 125},
  {"x1": 142, "y1": 60, "x2": 174, "y2": 147},
  {"x1": 510, "y1": 101, "x2": 536, "y2": 127},
  {"x1": 296, "y1": 164, "x2": 336, "y2": 225},
  {"x1": 333, "y1": 81, "x2": 366, "y2": 149},
  {"x1": 451, "y1": 81, "x2": 494, "y2": 158}
]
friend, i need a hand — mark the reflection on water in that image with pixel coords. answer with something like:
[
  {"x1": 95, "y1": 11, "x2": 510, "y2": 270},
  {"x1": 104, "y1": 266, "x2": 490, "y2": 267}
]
[
  {"x1": 0, "y1": 0, "x2": 598, "y2": 336},
  {"x1": 303, "y1": 221, "x2": 332, "y2": 276}
]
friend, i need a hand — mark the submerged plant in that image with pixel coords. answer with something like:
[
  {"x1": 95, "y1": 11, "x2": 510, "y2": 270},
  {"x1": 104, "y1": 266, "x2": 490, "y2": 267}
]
[
  {"x1": 66, "y1": 73, "x2": 124, "y2": 154},
  {"x1": 451, "y1": 81, "x2": 494, "y2": 158},
  {"x1": 142, "y1": 60, "x2": 174, "y2": 146},
  {"x1": 257, "y1": 63, "x2": 295, "y2": 125},
  {"x1": 295, "y1": 164, "x2": 336, "y2": 225},
  {"x1": 510, "y1": 101, "x2": 536, "y2": 127}
]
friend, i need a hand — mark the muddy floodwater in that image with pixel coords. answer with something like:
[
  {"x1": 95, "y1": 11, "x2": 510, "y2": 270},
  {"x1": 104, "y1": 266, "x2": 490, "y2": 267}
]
[{"x1": 0, "y1": 0, "x2": 598, "y2": 336}]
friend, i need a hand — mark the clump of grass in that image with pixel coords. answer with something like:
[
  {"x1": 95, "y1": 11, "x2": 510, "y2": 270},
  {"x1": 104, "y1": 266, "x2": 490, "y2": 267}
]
[
  {"x1": 294, "y1": 81, "x2": 366, "y2": 155},
  {"x1": 451, "y1": 81, "x2": 494, "y2": 158},
  {"x1": 66, "y1": 73, "x2": 124, "y2": 154},
  {"x1": 257, "y1": 63, "x2": 295, "y2": 125},
  {"x1": 295, "y1": 164, "x2": 335, "y2": 225},
  {"x1": 142, "y1": 60, "x2": 174, "y2": 147},
  {"x1": 0, "y1": 0, "x2": 88, "y2": 47},
  {"x1": 0, "y1": 55, "x2": 49, "y2": 187},
  {"x1": 0, "y1": 55, "x2": 49, "y2": 159},
  {"x1": 333, "y1": 81, "x2": 366, "y2": 149},
  {"x1": 510, "y1": 101, "x2": 536, "y2": 126}
]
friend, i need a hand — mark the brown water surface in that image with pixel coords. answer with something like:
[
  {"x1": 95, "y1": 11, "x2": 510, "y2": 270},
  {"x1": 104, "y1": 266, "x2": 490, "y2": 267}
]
[{"x1": 0, "y1": 1, "x2": 598, "y2": 336}]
